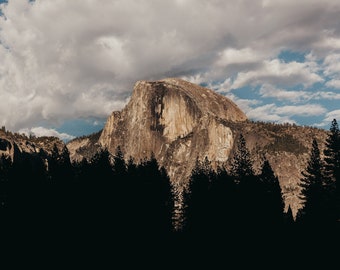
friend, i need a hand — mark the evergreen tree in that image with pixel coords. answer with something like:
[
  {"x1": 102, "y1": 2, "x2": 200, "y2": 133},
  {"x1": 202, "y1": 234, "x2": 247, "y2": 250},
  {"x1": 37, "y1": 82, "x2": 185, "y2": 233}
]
[
  {"x1": 298, "y1": 139, "x2": 327, "y2": 224},
  {"x1": 59, "y1": 145, "x2": 73, "y2": 182},
  {"x1": 229, "y1": 134, "x2": 259, "y2": 227},
  {"x1": 47, "y1": 144, "x2": 72, "y2": 182},
  {"x1": 259, "y1": 159, "x2": 285, "y2": 226},
  {"x1": 209, "y1": 165, "x2": 237, "y2": 232},
  {"x1": 183, "y1": 157, "x2": 214, "y2": 233},
  {"x1": 323, "y1": 119, "x2": 340, "y2": 222},
  {"x1": 284, "y1": 205, "x2": 295, "y2": 226},
  {"x1": 85, "y1": 148, "x2": 114, "y2": 232},
  {"x1": 0, "y1": 154, "x2": 12, "y2": 182},
  {"x1": 0, "y1": 154, "x2": 12, "y2": 210},
  {"x1": 89, "y1": 148, "x2": 113, "y2": 182},
  {"x1": 131, "y1": 154, "x2": 174, "y2": 236},
  {"x1": 230, "y1": 133, "x2": 255, "y2": 183},
  {"x1": 113, "y1": 146, "x2": 127, "y2": 179},
  {"x1": 126, "y1": 156, "x2": 138, "y2": 179}
]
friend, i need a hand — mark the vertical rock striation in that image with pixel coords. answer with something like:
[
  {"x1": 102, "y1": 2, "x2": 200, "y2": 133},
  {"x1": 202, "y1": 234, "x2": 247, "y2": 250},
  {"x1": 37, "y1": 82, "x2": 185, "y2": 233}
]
[
  {"x1": 98, "y1": 78, "x2": 247, "y2": 184},
  {"x1": 68, "y1": 78, "x2": 328, "y2": 217}
]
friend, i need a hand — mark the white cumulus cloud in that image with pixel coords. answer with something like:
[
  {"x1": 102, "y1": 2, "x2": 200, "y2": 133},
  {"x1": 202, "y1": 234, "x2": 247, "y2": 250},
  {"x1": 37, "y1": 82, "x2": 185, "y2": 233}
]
[
  {"x1": 0, "y1": 0, "x2": 340, "y2": 133},
  {"x1": 19, "y1": 126, "x2": 75, "y2": 141}
]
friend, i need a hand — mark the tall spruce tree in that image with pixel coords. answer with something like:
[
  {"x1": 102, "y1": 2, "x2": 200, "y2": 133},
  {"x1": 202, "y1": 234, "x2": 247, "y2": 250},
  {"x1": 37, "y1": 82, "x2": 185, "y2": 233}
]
[
  {"x1": 132, "y1": 154, "x2": 174, "y2": 235},
  {"x1": 0, "y1": 154, "x2": 12, "y2": 210},
  {"x1": 323, "y1": 119, "x2": 340, "y2": 222},
  {"x1": 209, "y1": 165, "x2": 237, "y2": 232},
  {"x1": 298, "y1": 138, "x2": 327, "y2": 224},
  {"x1": 259, "y1": 158, "x2": 285, "y2": 225},
  {"x1": 113, "y1": 146, "x2": 127, "y2": 179},
  {"x1": 229, "y1": 133, "x2": 258, "y2": 227},
  {"x1": 183, "y1": 157, "x2": 214, "y2": 234},
  {"x1": 230, "y1": 133, "x2": 255, "y2": 183}
]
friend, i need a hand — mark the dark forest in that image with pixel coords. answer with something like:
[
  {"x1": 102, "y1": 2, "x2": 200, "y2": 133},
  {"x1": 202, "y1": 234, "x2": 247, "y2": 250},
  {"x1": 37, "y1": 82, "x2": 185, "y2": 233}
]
[{"x1": 1, "y1": 120, "x2": 340, "y2": 265}]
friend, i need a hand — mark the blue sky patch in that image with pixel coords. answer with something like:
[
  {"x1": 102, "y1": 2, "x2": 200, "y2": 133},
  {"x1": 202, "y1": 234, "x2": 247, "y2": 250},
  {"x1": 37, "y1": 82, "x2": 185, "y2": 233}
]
[
  {"x1": 57, "y1": 118, "x2": 106, "y2": 138},
  {"x1": 278, "y1": 50, "x2": 307, "y2": 63}
]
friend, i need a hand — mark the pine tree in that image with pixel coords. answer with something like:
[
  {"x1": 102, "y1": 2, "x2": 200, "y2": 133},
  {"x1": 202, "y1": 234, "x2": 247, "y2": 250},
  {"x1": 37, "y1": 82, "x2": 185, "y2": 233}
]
[
  {"x1": 259, "y1": 159, "x2": 285, "y2": 226},
  {"x1": 298, "y1": 139, "x2": 327, "y2": 224},
  {"x1": 209, "y1": 165, "x2": 237, "y2": 233},
  {"x1": 230, "y1": 133, "x2": 255, "y2": 183},
  {"x1": 323, "y1": 119, "x2": 340, "y2": 222},
  {"x1": 284, "y1": 205, "x2": 295, "y2": 226},
  {"x1": 89, "y1": 148, "x2": 113, "y2": 182},
  {"x1": 113, "y1": 146, "x2": 126, "y2": 179},
  {"x1": 131, "y1": 154, "x2": 174, "y2": 235},
  {"x1": 183, "y1": 157, "x2": 213, "y2": 233},
  {"x1": 0, "y1": 154, "x2": 12, "y2": 182},
  {"x1": 229, "y1": 134, "x2": 258, "y2": 227},
  {"x1": 0, "y1": 154, "x2": 12, "y2": 210}
]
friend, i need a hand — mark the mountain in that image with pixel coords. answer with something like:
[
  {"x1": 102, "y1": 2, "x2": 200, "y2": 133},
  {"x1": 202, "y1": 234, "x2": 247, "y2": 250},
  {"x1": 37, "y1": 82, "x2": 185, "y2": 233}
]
[
  {"x1": 0, "y1": 127, "x2": 66, "y2": 162},
  {"x1": 67, "y1": 78, "x2": 328, "y2": 216}
]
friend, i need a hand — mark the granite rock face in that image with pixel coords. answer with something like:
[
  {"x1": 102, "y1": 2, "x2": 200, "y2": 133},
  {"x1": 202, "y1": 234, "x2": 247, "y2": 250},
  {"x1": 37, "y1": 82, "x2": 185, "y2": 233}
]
[
  {"x1": 98, "y1": 78, "x2": 247, "y2": 184},
  {"x1": 67, "y1": 78, "x2": 329, "y2": 217},
  {"x1": 0, "y1": 128, "x2": 66, "y2": 164}
]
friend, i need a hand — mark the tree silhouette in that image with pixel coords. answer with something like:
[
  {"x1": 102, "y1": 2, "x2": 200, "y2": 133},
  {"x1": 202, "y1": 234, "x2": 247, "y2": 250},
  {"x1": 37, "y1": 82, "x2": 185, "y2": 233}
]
[
  {"x1": 89, "y1": 148, "x2": 113, "y2": 182},
  {"x1": 284, "y1": 205, "x2": 295, "y2": 226},
  {"x1": 230, "y1": 133, "x2": 255, "y2": 183},
  {"x1": 298, "y1": 138, "x2": 331, "y2": 224},
  {"x1": 0, "y1": 154, "x2": 12, "y2": 211},
  {"x1": 183, "y1": 157, "x2": 213, "y2": 234},
  {"x1": 229, "y1": 134, "x2": 259, "y2": 227},
  {"x1": 209, "y1": 165, "x2": 237, "y2": 233},
  {"x1": 113, "y1": 146, "x2": 127, "y2": 178},
  {"x1": 124, "y1": 154, "x2": 174, "y2": 237},
  {"x1": 323, "y1": 119, "x2": 340, "y2": 222},
  {"x1": 259, "y1": 158, "x2": 285, "y2": 226}
]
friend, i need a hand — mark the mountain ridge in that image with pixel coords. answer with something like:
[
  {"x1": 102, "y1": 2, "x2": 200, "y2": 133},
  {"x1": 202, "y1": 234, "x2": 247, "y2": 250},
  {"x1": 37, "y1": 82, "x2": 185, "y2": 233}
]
[{"x1": 66, "y1": 78, "x2": 329, "y2": 217}]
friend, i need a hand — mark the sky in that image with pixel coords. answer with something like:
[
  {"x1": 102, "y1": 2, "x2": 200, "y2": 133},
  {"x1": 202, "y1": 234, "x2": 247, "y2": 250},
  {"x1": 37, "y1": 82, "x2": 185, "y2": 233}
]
[{"x1": 1, "y1": 0, "x2": 340, "y2": 141}]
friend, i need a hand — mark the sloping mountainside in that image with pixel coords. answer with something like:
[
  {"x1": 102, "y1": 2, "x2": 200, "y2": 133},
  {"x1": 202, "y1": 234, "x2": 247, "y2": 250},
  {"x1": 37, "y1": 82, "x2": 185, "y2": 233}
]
[
  {"x1": 0, "y1": 127, "x2": 66, "y2": 162},
  {"x1": 67, "y1": 78, "x2": 328, "y2": 216},
  {"x1": 67, "y1": 130, "x2": 102, "y2": 162}
]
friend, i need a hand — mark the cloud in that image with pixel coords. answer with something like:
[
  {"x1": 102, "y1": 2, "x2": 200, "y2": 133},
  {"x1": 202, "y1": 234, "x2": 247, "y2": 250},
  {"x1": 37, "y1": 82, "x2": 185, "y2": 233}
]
[
  {"x1": 246, "y1": 104, "x2": 294, "y2": 123},
  {"x1": 19, "y1": 126, "x2": 75, "y2": 141},
  {"x1": 323, "y1": 54, "x2": 340, "y2": 76},
  {"x1": 326, "y1": 80, "x2": 340, "y2": 89},
  {"x1": 275, "y1": 104, "x2": 326, "y2": 117},
  {"x1": 231, "y1": 59, "x2": 323, "y2": 89},
  {"x1": 223, "y1": 95, "x2": 322, "y2": 124},
  {"x1": 258, "y1": 84, "x2": 340, "y2": 102},
  {"x1": 315, "y1": 109, "x2": 340, "y2": 127},
  {"x1": 224, "y1": 93, "x2": 262, "y2": 114},
  {"x1": 0, "y1": 0, "x2": 340, "y2": 133},
  {"x1": 259, "y1": 84, "x2": 310, "y2": 103},
  {"x1": 245, "y1": 103, "x2": 326, "y2": 124},
  {"x1": 216, "y1": 47, "x2": 266, "y2": 67},
  {"x1": 324, "y1": 110, "x2": 340, "y2": 122}
]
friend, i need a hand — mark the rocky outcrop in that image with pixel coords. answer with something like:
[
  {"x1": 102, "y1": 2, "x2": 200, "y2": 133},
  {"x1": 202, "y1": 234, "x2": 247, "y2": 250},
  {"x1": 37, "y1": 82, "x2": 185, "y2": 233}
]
[
  {"x1": 0, "y1": 128, "x2": 66, "y2": 163},
  {"x1": 67, "y1": 130, "x2": 102, "y2": 162},
  {"x1": 226, "y1": 121, "x2": 328, "y2": 216},
  {"x1": 97, "y1": 78, "x2": 247, "y2": 184},
  {"x1": 67, "y1": 78, "x2": 329, "y2": 217}
]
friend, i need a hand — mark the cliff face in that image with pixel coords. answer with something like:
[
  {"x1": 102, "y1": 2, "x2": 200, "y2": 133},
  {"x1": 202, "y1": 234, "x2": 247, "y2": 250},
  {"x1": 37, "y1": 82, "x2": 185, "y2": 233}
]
[
  {"x1": 97, "y1": 78, "x2": 247, "y2": 184},
  {"x1": 67, "y1": 78, "x2": 329, "y2": 217},
  {"x1": 0, "y1": 128, "x2": 66, "y2": 162},
  {"x1": 227, "y1": 121, "x2": 328, "y2": 216},
  {"x1": 67, "y1": 130, "x2": 102, "y2": 162}
]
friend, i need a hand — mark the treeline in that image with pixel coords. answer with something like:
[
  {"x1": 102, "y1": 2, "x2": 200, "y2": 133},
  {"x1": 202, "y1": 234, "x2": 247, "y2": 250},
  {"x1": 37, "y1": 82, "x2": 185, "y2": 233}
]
[
  {"x1": 296, "y1": 119, "x2": 340, "y2": 225},
  {"x1": 0, "y1": 146, "x2": 174, "y2": 242},
  {"x1": 1, "y1": 120, "x2": 339, "y2": 243},
  {"x1": 181, "y1": 119, "x2": 340, "y2": 240},
  {"x1": 182, "y1": 134, "x2": 289, "y2": 237}
]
